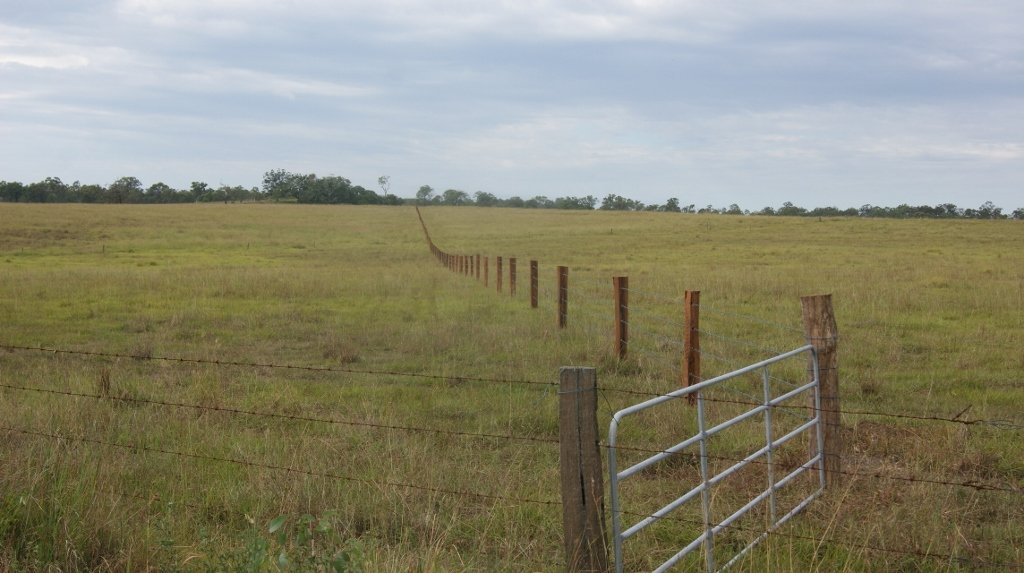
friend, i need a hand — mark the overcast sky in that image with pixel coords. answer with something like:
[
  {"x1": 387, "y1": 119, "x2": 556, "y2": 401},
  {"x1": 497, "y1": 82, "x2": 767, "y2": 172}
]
[{"x1": 1, "y1": 1, "x2": 1022, "y2": 208}]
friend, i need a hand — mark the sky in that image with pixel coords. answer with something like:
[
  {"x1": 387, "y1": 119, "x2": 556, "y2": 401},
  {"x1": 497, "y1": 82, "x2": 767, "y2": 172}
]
[{"x1": 1, "y1": 1, "x2": 1022, "y2": 209}]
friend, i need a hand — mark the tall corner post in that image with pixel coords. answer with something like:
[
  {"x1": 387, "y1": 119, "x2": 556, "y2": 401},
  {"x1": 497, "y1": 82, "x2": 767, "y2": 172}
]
[
  {"x1": 801, "y1": 293, "x2": 840, "y2": 488},
  {"x1": 559, "y1": 367, "x2": 609, "y2": 573}
]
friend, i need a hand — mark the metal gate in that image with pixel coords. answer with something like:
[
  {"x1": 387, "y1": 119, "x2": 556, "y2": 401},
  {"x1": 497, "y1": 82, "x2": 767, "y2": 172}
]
[{"x1": 607, "y1": 345, "x2": 825, "y2": 572}]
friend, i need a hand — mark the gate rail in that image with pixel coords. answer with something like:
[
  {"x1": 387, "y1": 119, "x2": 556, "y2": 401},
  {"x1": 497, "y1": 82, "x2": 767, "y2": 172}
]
[{"x1": 608, "y1": 345, "x2": 824, "y2": 572}]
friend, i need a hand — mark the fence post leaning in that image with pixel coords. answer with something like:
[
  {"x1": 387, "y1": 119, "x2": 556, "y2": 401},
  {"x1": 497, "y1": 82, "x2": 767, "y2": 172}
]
[
  {"x1": 613, "y1": 277, "x2": 628, "y2": 360},
  {"x1": 801, "y1": 294, "x2": 840, "y2": 488},
  {"x1": 683, "y1": 290, "x2": 701, "y2": 406},
  {"x1": 509, "y1": 257, "x2": 517, "y2": 297},
  {"x1": 530, "y1": 260, "x2": 539, "y2": 309},
  {"x1": 497, "y1": 256, "x2": 504, "y2": 293},
  {"x1": 558, "y1": 266, "x2": 569, "y2": 329},
  {"x1": 559, "y1": 367, "x2": 609, "y2": 573}
]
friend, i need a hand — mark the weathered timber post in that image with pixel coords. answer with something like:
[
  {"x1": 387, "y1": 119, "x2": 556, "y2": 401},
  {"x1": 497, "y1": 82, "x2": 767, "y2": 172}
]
[
  {"x1": 801, "y1": 294, "x2": 840, "y2": 487},
  {"x1": 683, "y1": 290, "x2": 701, "y2": 406},
  {"x1": 476, "y1": 254, "x2": 481, "y2": 280},
  {"x1": 612, "y1": 277, "x2": 628, "y2": 360},
  {"x1": 559, "y1": 367, "x2": 609, "y2": 573},
  {"x1": 558, "y1": 266, "x2": 569, "y2": 329},
  {"x1": 469, "y1": 254, "x2": 474, "y2": 277},
  {"x1": 484, "y1": 256, "x2": 489, "y2": 287},
  {"x1": 509, "y1": 257, "x2": 517, "y2": 296},
  {"x1": 497, "y1": 256, "x2": 504, "y2": 293},
  {"x1": 465, "y1": 255, "x2": 470, "y2": 276},
  {"x1": 530, "y1": 260, "x2": 539, "y2": 308}
]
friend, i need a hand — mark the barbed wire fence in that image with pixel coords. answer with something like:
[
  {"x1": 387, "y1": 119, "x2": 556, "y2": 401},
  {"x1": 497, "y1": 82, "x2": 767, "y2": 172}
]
[{"x1": 1, "y1": 209, "x2": 1020, "y2": 571}]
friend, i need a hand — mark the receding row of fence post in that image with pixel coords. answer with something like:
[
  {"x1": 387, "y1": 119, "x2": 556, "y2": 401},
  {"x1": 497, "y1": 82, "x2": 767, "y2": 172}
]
[
  {"x1": 428, "y1": 240, "x2": 704, "y2": 377},
  {"x1": 422, "y1": 230, "x2": 565, "y2": 329}
]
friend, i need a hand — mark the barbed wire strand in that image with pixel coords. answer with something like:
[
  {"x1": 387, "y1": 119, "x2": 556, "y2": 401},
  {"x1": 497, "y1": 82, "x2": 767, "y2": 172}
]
[
  {"x1": 5, "y1": 344, "x2": 1021, "y2": 431},
  {"x1": 2, "y1": 425, "x2": 561, "y2": 508},
  {"x1": 0, "y1": 343, "x2": 557, "y2": 390},
  {"x1": 0, "y1": 382, "x2": 560, "y2": 447}
]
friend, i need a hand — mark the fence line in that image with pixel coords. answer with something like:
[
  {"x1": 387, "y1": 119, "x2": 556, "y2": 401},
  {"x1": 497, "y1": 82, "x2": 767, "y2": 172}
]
[
  {"x1": 2, "y1": 424, "x2": 562, "y2": 508},
  {"x1": 9, "y1": 339, "x2": 1015, "y2": 429},
  {"x1": 0, "y1": 381, "x2": 561, "y2": 447},
  {"x1": 0, "y1": 343, "x2": 557, "y2": 390}
]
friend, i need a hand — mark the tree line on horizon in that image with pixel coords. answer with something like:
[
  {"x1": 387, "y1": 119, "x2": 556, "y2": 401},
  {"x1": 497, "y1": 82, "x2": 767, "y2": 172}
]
[{"x1": 1, "y1": 171, "x2": 1020, "y2": 220}]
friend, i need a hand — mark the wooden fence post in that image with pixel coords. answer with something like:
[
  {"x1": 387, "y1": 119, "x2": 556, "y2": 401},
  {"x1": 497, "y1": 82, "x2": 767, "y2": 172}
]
[
  {"x1": 801, "y1": 294, "x2": 840, "y2": 488},
  {"x1": 558, "y1": 266, "x2": 569, "y2": 329},
  {"x1": 484, "y1": 256, "x2": 489, "y2": 287},
  {"x1": 509, "y1": 257, "x2": 517, "y2": 296},
  {"x1": 465, "y1": 255, "x2": 470, "y2": 276},
  {"x1": 559, "y1": 367, "x2": 609, "y2": 573},
  {"x1": 530, "y1": 260, "x2": 539, "y2": 308},
  {"x1": 683, "y1": 290, "x2": 700, "y2": 406},
  {"x1": 613, "y1": 277, "x2": 628, "y2": 360},
  {"x1": 497, "y1": 256, "x2": 504, "y2": 293},
  {"x1": 476, "y1": 254, "x2": 481, "y2": 280}
]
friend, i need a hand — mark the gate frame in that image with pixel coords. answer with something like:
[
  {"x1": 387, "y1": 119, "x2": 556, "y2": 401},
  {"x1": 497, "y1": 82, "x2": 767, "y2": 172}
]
[{"x1": 607, "y1": 345, "x2": 825, "y2": 572}]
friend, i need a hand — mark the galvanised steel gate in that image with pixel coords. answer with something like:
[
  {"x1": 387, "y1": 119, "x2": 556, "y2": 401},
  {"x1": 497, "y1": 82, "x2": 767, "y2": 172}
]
[{"x1": 608, "y1": 345, "x2": 825, "y2": 572}]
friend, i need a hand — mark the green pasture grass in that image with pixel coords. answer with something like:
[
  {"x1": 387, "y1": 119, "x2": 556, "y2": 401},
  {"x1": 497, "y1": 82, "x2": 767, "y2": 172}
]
[{"x1": 0, "y1": 203, "x2": 1021, "y2": 571}]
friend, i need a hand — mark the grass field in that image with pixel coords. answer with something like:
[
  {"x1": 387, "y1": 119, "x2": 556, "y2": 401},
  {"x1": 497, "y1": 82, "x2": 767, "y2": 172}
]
[{"x1": 1, "y1": 203, "x2": 1022, "y2": 572}]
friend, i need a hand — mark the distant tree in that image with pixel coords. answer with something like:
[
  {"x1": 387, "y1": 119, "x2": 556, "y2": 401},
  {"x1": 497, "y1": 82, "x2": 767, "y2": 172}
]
[
  {"x1": 77, "y1": 183, "x2": 106, "y2": 203},
  {"x1": 976, "y1": 201, "x2": 1004, "y2": 219},
  {"x1": 416, "y1": 185, "x2": 435, "y2": 204},
  {"x1": 505, "y1": 196, "x2": 525, "y2": 208},
  {"x1": 190, "y1": 181, "x2": 211, "y2": 202},
  {"x1": 24, "y1": 177, "x2": 68, "y2": 202},
  {"x1": 145, "y1": 182, "x2": 175, "y2": 203},
  {"x1": 525, "y1": 195, "x2": 553, "y2": 209},
  {"x1": 474, "y1": 190, "x2": 499, "y2": 207},
  {"x1": 1012, "y1": 208, "x2": 1024, "y2": 220},
  {"x1": 0, "y1": 180, "x2": 25, "y2": 202},
  {"x1": 777, "y1": 201, "x2": 806, "y2": 216},
  {"x1": 725, "y1": 203, "x2": 743, "y2": 215},
  {"x1": 108, "y1": 176, "x2": 142, "y2": 204},
  {"x1": 377, "y1": 175, "x2": 391, "y2": 198},
  {"x1": 442, "y1": 189, "x2": 470, "y2": 205},
  {"x1": 662, "y1": 198, "x2": 681, "y2": 212},
  {"x1": 553, "y1": 195, "x2": 597, "y2": 210},
  {"x1": 263, "y1": 169, "x2": 288, "y2": 200},
  {"x1": 599, "y1": 194, "x2": 644, "y2": 211}
]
